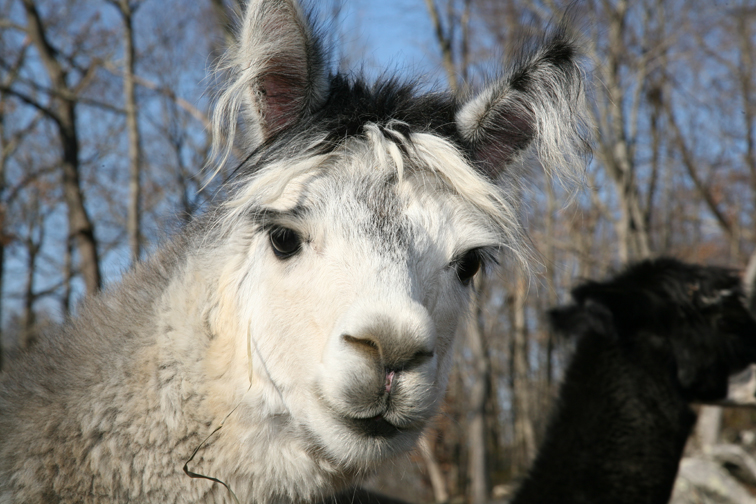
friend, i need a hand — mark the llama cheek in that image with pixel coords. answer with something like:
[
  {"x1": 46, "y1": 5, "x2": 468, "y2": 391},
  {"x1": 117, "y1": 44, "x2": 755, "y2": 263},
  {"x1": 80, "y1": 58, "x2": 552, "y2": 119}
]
[
  {"x1": 434, "y1": 323, "x2": 458, "y2": 361},
  {"x1": 318, "y1": 344, "x2": 378, "y2": 407}
]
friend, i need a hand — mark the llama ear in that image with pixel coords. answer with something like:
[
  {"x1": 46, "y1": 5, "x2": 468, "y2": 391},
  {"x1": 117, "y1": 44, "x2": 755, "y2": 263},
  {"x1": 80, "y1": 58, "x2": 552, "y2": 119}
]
[
  {"x1": 228, "y1": 0, "x2": 329, "y2": 146},
  {"x1": 569, "y1": 283, "x2": 647, "y2": 337},
  {"x1": 548, "y1": 301, "x2": 617, "y2": 340},
  {"x1": 456, "y1": 26, "x2": 589, "y2": 178}
]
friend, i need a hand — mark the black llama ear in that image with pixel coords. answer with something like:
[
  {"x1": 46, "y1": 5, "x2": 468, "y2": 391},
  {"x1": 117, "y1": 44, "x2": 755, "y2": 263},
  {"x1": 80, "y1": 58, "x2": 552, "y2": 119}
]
[
  {"x1": 233, "y1": 0, "x2": 329, "y2": 146},
  {"x1": 455, "y1": 25, "x2": 589, "y2": 178},
  {"x1": 548, "y1": 300, "x2": 618, "y2": 341},
  {"x1": 566, "y1": 282, "x2": 657, "y2": 341}
]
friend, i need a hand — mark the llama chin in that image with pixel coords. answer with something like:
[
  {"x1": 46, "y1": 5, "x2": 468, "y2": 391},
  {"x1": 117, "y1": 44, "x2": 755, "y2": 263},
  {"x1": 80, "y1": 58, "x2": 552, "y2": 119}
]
[{"x1": 0, "y1": 0, "x2": 590, "y2": 502}]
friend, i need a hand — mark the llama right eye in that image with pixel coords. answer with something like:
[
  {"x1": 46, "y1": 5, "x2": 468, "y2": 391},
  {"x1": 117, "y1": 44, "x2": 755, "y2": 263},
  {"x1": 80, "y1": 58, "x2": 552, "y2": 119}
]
[
  {"x1": 453, "y1": 249, "x2": 482, "y2": 286},
  {"x1": 269, "y1": 226, "x2": 302, "y2": 259}
]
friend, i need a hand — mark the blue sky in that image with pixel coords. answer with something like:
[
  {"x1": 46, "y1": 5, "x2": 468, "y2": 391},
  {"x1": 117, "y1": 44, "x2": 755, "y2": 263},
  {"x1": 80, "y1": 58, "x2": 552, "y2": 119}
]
[{"x1": 337, "y1": 0, "x2": 445, "y2": 82}]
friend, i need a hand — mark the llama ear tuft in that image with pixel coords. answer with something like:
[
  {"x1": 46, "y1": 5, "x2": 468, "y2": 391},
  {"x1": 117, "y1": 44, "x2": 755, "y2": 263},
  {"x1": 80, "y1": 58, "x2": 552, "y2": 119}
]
[
  {"x1": 456, "y1": 25, "x2": 590, "y2": 179},
  {"x1": 215, "y1": 0, "x2": 330, "y2": 152}
]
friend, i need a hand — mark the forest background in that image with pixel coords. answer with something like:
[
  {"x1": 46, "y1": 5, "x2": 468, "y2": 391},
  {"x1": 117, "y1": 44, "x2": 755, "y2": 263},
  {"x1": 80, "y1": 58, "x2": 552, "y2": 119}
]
[{"x1": 1, "y1": 0, "x2": 755, "y2": 502}]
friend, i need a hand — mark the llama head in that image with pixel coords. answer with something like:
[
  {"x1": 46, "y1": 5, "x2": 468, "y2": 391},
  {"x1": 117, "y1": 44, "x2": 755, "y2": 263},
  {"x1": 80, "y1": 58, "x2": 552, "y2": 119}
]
[
  {"x1": 200, "y1": 0, "x2": 589, "y2": 476},
  {"x1": 552, "y1": 258, "x2": 756, "y2": 402}
]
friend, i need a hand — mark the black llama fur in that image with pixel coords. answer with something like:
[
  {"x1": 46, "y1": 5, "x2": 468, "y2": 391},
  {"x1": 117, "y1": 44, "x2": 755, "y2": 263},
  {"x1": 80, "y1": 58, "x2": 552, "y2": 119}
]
[{"x1": 512, "y1": 258, "x2": 756, "y2": 504}]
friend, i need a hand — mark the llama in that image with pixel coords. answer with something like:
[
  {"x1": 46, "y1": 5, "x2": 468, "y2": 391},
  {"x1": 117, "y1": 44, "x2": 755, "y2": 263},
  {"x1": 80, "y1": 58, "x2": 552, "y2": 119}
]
[
  {"x1": 0, "y1": 0, "x2": 589, "y2": 502},
  {"x1": 511, "y1": 258, "x2": 756, "y2": 504}
]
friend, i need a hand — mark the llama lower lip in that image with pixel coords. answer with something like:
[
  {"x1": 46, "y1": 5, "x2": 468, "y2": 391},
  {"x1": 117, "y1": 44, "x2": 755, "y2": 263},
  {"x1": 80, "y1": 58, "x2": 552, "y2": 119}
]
[{"x1": 347, "y1": 415, "x2": 402, "y2": 438}]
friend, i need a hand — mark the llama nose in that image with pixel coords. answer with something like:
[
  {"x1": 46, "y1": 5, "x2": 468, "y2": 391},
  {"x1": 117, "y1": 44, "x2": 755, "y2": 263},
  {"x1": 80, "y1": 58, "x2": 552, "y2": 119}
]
[{"x1": 341, "y1": 332, "x2": 434, "y2": 369}]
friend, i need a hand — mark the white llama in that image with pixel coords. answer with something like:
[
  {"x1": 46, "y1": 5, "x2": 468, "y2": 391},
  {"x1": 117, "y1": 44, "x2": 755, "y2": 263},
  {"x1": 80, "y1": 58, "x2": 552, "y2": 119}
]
[{"x1": 0, "y1": 0, "x2": 588, "y2": 502}]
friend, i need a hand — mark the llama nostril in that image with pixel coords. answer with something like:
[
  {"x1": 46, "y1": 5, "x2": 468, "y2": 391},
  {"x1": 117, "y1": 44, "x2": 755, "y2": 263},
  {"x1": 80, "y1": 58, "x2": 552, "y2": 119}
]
[{"x1": 342, "y1": 334, "x2": 380, "y2": 358}]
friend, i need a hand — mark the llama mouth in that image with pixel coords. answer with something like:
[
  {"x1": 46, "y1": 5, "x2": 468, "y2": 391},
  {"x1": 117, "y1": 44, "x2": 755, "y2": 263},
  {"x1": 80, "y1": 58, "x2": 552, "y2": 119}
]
[{"x1": 347, "y1": 414, "x2": 402, "y2": 438}]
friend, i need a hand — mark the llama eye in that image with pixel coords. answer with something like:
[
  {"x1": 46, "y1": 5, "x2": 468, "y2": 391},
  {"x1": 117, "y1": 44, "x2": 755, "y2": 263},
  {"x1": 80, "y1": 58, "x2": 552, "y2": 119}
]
[
  {"x1": 453, "y1": 249, "x2": 481, "y2": 286},
  {"x1": 269, "y1": 226, "x2": 302, "y2": 259}
]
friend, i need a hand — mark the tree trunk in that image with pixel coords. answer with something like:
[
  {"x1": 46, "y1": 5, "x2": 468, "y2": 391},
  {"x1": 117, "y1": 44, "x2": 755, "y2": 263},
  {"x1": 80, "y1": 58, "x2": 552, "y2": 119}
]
[
  {"x1": 424, "y1": 0, "x2": 458, "y2": 93},
  {"x1": 21, "y1": 191, "x2": 43, "y2": 349},
  {"x1": 696, "y1": 406, "x2": 722, "y2": 453},
  {"x1": 22, "y1": 0, "x2": 101, "y2": 294},
  {"x1": 511, "y1": 271, "x2": 536, "y2": 472},
  {"x1": 21, "y1": 234, "x2": 39, "y2": 349},
  {"x1": 418, "y1": 434, "x2": 449, "y2": 503},
  {"x1": 62, "y1": 235, "x2": 73, "y2": 315},
  {"x1": 117, "y1": 0, "x2": 142, "y2": 264},
  {"x1": 735, "y1": 14, "x2": 756, "y2": 210},
  {"x1": 602, "y1": 0, "x2": 651, "y2": 262},
  {"x1": 0, "y1": 107, "x2": 7, "y2": 370},
  {"x1": 466, "y1": 288, "x2": 490, "y2": 504},
  {"x1": 544, "y1": 180, "x2": 558, "y2": 390},
  {"x1": 745, "y1": 251, "x2": 756, "y2": 316}
]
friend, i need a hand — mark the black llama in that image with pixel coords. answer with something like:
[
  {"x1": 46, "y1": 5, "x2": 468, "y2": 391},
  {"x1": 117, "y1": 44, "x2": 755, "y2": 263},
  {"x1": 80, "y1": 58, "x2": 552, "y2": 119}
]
[{"x1": 512, "y1": 258, "x2": 756, "y2": 504}]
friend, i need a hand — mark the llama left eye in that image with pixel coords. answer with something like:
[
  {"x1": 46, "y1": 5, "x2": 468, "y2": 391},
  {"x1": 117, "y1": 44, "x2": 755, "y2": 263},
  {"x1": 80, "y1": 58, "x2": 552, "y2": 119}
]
[
  {"x1": 269, "y1": 226, "x2": 302, "y2": 259},
  {"x1": 453, "y1": 249, "x2": 481, "y2": 286}
]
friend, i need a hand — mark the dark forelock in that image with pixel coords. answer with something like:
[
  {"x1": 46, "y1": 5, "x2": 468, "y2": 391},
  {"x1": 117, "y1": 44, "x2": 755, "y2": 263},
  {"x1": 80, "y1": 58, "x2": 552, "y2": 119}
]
[{"x1": 305, "y1": 75, "x2": 461, "y2": 154}]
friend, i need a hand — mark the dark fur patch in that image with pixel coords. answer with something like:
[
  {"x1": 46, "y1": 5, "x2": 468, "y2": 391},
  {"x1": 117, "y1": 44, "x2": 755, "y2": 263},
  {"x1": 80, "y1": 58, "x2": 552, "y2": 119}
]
[
  {"x1": 241, "y1": 76, "x2": 461, "y2": 170},
  {"x1": 514, "y1": 258, "x2": 756, "y2": 504},
  {"x1": 316, "y1": 76, "x2": 459, "y2": 147},
  {"x1": 557, "y1": 258, "x2": 756, "y2": 400}
]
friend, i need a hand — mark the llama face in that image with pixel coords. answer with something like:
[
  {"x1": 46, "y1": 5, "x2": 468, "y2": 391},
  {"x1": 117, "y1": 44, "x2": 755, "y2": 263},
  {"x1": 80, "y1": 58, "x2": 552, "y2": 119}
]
[
  {"x1": 224, "y1": 130, "x2": 504, "y2": 467},
  {"x1": 556, "y1": 258, "x2": 756, "y2": 402},
  {"x1": 199, "y1": 0, "x2": 588, "y2": 478}
]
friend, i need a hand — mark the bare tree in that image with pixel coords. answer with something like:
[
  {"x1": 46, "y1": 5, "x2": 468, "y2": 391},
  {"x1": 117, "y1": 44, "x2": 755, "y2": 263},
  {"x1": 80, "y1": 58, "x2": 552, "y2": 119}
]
[
  {"x1": 465, "y1": 287, "x2": 492, "y2": 504},
  {"x1": 15, "y1": 0, "x2": 102, "y2": 294},
  {"x1": 18, "y1": 186, "x2": 44, "y2": 348},
  {"x1": 418, "y1": 433, "x2": 449, "y2": 503},
  {"x1": 586, "y1": 0, "x2": 655, "y2": 262},
  {"x1": 509, "y1": 271, "x2": 536, "y2": 470},
  {"x1": 107, "y1": 0, "x2": 143, "y2": 264},
  {"x1": 0, "y1": 49, "x2": 30, "y2": 366},
  {"x1": 423, "y1": 0, "x2": 472, "y2": 93}
]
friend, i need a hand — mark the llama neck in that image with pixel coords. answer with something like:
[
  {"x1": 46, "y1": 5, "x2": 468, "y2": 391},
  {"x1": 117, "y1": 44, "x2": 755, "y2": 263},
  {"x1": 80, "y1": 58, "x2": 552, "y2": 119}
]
[{"x1": 512, "y1": 332, "x2": 697, "y2": 504}]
